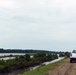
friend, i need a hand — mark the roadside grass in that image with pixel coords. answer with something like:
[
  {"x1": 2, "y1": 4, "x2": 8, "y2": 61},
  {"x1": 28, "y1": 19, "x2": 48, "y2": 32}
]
[{"x1": 22, "y1": 57, "x2": 68, "y2": 75}]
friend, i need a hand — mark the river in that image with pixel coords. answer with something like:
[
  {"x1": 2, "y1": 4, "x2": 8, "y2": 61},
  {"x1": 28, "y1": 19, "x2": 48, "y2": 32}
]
[{"x1": 0, "y1": 57, "x2": 64, "y2": 75}]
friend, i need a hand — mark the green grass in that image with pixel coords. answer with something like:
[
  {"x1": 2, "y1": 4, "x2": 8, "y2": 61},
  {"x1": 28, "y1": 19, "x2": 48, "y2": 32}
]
[{"x1": 22, "y1": 58, "x2": 68, "y2": 75}]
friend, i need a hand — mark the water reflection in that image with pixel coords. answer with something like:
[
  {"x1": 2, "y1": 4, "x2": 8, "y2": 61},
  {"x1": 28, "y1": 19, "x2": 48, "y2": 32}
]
[
  {"x1": 0, "y1": 57, "x2": 15, "y2": 60},
  {"x1": 0, "y1": 68, "x2": 30, "y2": 75}
]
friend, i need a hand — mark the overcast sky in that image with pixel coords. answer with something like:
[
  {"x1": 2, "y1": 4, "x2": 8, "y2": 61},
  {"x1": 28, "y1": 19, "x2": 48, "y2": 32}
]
[{"x1": 0, "y1": 0, "x2": 76, "y2": 51}]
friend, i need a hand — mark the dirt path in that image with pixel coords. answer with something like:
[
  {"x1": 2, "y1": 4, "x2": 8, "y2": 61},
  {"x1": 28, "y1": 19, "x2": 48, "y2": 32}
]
[{"x1": 46, "y1": 59, "x2": 76, "y2": 75}]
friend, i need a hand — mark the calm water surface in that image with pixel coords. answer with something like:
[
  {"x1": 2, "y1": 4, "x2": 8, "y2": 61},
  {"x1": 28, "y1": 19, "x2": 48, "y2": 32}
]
[{"x1": 0, "y1": 53, "x2": 25, "y2": 56}]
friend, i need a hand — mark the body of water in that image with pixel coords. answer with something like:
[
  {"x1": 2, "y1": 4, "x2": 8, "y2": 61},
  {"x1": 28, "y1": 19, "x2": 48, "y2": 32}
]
[
  {"x1": 0, "y1": 53, "x2": 25, "y2": 56},
  {"x1": 0, "y1": 57, "x2": 15, "y2": 60}
]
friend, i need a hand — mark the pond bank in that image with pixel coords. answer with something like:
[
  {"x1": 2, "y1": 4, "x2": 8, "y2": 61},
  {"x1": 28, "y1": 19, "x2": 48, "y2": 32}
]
[
  {"x1": 0, "y1": 57, "x2": 64, "y2": 75},
  {"x1": 22, "y1": 57, "x2": 66, "y2": 75}
]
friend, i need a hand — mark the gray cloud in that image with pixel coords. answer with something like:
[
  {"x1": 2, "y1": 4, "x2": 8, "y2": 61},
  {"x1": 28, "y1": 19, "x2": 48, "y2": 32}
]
[{"x1": 0, "y1": 0, "x2": 76, "y2": 51}]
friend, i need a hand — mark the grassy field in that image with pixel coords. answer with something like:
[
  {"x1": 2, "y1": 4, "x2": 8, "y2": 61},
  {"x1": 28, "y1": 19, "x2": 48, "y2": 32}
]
[{"x1": 22, "y1": 57, "x2": 67, "y2": 75}]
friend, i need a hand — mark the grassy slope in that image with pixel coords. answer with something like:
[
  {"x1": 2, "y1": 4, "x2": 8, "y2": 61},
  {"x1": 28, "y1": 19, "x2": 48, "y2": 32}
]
[{"x1": 22, "y1": 58, "x2": 67, "y2": 75}]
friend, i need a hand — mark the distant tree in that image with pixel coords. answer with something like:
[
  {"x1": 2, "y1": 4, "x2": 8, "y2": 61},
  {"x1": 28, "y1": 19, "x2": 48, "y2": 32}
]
[
  {"x1": 25, "y1": 54, "x2": 30, "y2": 61},
  {"x1": 59, "y1": 52, "x2": 64, "y2": 57},
  {"x1": 9, "y1": 54, "x2": 13, "y2": 57},
  {"x1": 19, "y1": 55, "x2": 25, "y2": 59},
  {"x1": 34, "y1": 53, "x2": 46, "y2": 58},
  {"x1": 65, "y1": 52, "x2": 70, "y2": 58}
]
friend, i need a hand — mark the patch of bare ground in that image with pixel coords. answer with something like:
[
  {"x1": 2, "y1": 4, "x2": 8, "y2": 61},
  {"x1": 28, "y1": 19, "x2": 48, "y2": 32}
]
[
  {"x1": 67, "y1": 63, "x2": 76, "y2": 75},
  {"x1": 46, "y1": 59, "x2": 73, "y2": 75}
]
